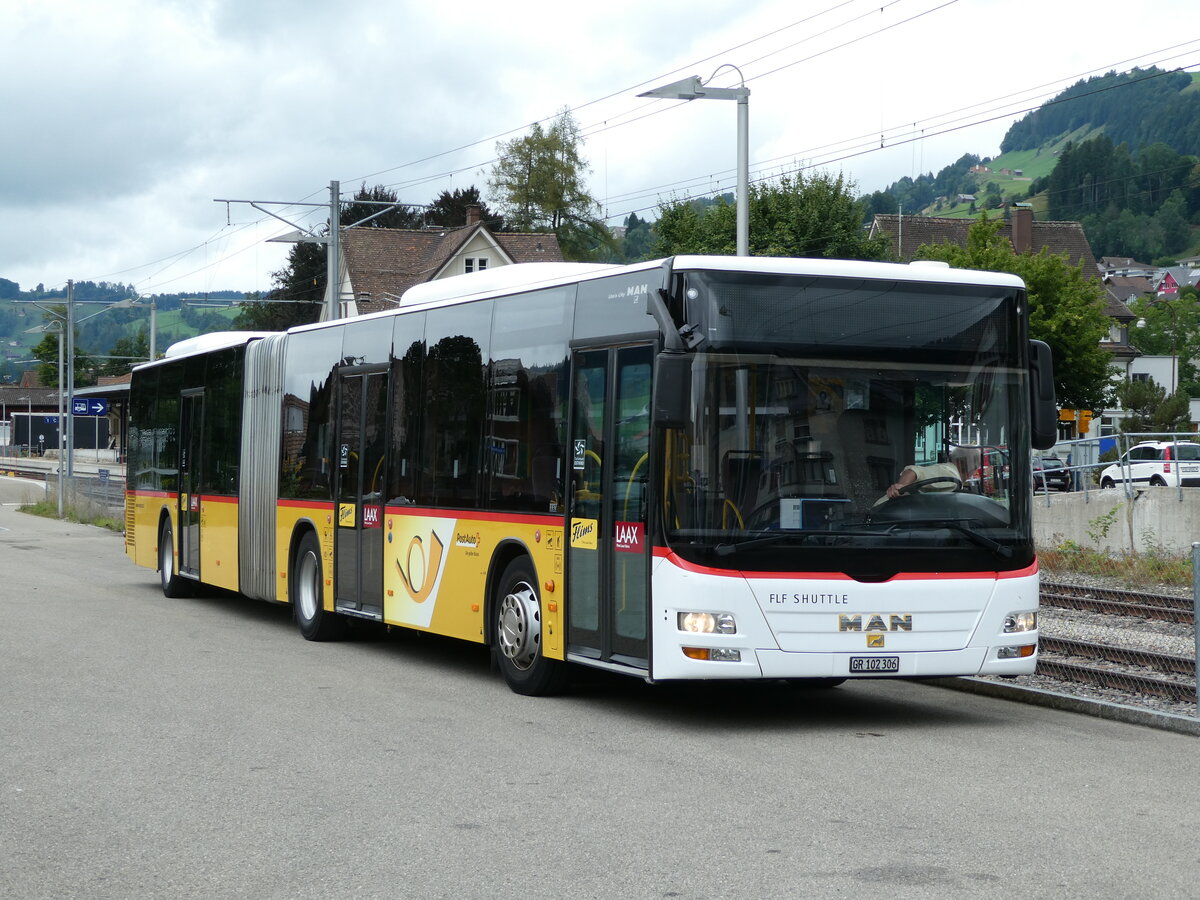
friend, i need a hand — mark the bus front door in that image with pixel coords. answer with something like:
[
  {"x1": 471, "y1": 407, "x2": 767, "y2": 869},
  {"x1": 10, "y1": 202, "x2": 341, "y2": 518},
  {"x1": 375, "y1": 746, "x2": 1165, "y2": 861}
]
[
  {"x1": 334, "y1": 367, "x2": 389, "y2": 619},
  {"x1": 567, "y1": 346, "x2": 653, "y2": 670},
  {"x1": 178, "y1": 389, "x2": 204, "y2": 579}
]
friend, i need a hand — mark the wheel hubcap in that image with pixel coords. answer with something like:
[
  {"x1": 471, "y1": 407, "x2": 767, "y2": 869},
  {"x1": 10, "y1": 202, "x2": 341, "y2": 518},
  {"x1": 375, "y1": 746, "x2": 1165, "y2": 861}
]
[
  {"x1": 159, "y1": 534, "x2": 172, "y2": 585},
  {"x1": 297, "y1": 550, "x2": 319, "y2": 622},
  {"x1": 498, "y1": 581, "x2": 541, "y2": 671}
]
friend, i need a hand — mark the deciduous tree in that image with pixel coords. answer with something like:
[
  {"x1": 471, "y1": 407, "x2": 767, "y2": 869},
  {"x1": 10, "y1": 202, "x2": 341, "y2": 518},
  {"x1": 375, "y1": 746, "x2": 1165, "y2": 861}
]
[
  {"x1": 655, "y1": 172, "x2": 889, "y2": 260},
  {"x1": 488, "y1": 109, "x2": 611, "y2": 259},
  {"x1": 916, "y1": 216, "x2": 1115, "y2": 411}
]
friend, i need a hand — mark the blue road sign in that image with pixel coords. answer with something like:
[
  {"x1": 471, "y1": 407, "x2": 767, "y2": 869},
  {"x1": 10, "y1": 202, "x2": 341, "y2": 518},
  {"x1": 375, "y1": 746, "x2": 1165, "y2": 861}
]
[{"x1": 72, "y1": 398, "x2": 109, "y2": 416}]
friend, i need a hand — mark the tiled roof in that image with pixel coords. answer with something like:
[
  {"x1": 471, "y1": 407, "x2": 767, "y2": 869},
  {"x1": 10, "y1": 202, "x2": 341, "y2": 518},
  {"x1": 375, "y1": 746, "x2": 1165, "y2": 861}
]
[
  {"x1": 0, "y1": 384, "x2": 59, "y2": 411},
  {"x1": 870, "y1": 214, "x2": 1099, "y2": 275},
  {"x1": 1101, "y1": 277, "x2": 1147, "y2": 319},
  {"x1": 342, "y1": 225, "x2": 564, "y2": 315}
]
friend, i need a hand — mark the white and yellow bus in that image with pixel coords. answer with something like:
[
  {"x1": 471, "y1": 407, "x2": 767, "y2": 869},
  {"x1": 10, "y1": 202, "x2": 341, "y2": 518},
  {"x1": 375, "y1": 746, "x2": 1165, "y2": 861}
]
[{"x1": 125, "y1": 255, "x2": 1057, "y2": 694}]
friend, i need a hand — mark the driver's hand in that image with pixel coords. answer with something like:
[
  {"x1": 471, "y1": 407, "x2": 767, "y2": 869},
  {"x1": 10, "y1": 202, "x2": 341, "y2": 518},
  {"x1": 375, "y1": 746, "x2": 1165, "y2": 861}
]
[{"x1": 886, "y1": 482, "x2": 902, "y2": 499}]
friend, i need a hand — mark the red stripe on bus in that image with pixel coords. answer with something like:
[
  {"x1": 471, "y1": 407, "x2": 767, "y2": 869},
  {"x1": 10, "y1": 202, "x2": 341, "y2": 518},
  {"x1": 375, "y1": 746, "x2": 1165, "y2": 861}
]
[
  {"x1": 383, "y1": 507, "x2": 562, "y2": 526},
  {"x1": 277, "y1": 499, "x2": 336, "y2": 511}
]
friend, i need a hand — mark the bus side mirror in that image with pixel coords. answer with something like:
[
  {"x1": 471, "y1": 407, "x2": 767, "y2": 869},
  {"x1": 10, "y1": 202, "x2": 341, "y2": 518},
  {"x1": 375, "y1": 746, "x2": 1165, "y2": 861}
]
[
  {"x1": 1029, "y1": 339, "x2": 1057, "y2": 450},
  {"x1": 653, "y1": 352, "x2": 691, "y2": 429}
]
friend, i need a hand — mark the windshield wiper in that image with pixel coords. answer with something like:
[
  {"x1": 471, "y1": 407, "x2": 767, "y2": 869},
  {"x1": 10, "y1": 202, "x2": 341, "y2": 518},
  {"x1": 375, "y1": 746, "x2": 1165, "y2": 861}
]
[
  {"x1": 883, "y1": 518, "x2": 1013, "y2": 559},
  {"x1": 714, "y1": 529, "x2": 878, "y2": 557}
]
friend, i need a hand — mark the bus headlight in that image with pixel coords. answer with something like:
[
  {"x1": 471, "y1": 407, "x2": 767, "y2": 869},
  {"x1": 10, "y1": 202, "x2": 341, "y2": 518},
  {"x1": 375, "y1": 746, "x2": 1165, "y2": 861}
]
[
  {"x1": 1003, "y1": 611, "x2": 1037, "y2": 633},
  {"x1": 678, "y1": 612, "x2": 737, "y2": 634}
]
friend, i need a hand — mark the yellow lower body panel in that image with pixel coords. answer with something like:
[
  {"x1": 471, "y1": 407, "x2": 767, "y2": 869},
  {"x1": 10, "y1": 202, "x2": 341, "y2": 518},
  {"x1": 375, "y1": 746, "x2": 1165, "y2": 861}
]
[{"x1": 381, "y1": 510, "x2": 564, "y2": 658}]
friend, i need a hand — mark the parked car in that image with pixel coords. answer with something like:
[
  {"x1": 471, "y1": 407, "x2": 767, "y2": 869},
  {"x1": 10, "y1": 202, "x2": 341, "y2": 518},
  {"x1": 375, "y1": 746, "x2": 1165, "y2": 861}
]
[
  {"x1": 1032, "y1": 455, "x2": 1071, "y2": 491},
  {"x1": 1098, "y1": 441, "x2": 1200, "y2": 488}
]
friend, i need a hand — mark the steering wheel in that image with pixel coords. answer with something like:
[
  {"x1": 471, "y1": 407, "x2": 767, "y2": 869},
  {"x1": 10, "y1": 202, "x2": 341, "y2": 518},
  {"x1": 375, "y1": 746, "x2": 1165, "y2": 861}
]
[{"x1": 897, "y1": 476, "x2": 962, "y2": 496}]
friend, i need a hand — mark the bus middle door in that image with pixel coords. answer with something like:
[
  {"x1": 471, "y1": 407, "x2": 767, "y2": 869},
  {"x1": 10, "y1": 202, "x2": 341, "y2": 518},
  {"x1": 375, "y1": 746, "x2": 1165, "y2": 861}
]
[
  {"x1": 334, "y1": 366, "x2": 389, "y2": 619},
  {"x1": 567, "y1": 346, "x2": 653, "y2": 670}
]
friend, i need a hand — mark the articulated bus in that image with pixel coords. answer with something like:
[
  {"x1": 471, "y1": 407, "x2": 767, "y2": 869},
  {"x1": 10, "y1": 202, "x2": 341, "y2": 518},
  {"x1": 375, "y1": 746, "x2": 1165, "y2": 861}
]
[{"x1": 125, "y1": 255, "x2": 1058, "y2": 695}]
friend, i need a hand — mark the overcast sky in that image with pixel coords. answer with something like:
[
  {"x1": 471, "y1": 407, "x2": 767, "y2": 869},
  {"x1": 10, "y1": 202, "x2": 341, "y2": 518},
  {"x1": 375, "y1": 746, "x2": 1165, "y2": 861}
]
[{"x1": 2, "y1": 0, "x2": 1197, "y2": 296}]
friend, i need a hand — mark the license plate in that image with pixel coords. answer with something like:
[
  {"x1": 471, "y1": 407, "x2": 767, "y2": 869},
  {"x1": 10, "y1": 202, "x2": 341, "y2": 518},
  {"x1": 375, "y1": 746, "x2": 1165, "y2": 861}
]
[{"x1": 850, "y1": 656, "x2": 899, "y2": 673}]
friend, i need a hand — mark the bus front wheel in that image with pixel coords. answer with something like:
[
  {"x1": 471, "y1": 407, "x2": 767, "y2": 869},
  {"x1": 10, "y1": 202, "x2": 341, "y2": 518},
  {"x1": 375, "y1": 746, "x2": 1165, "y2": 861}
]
[
  {"x1": 493, "y1": 558, "x2": 566, "y2": 696},
  {"x1": 291, "y1": 531, "x2": 345, "y2": 641}
]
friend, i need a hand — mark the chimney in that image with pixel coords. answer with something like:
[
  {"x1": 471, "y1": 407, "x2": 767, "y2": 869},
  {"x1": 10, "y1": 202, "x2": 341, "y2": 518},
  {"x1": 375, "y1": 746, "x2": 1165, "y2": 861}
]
[
  {"x1": 1011, "y1": 206, "x2": 1033, "y2": 254},
  {"x1": 466, "y1": 204, "x2": 482, "y2": 226}
]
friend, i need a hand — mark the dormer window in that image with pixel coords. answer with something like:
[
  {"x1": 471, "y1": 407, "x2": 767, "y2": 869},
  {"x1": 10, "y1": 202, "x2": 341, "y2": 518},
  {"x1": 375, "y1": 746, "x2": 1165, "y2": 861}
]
[{"x1": 465, "y1": 257, "x2": 488, "y2": 274}]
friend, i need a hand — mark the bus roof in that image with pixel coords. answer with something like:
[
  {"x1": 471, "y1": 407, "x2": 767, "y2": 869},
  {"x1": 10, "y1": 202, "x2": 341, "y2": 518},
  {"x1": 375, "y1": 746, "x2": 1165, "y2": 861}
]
[
  {"x1": 150, "y1": 257, "x2": 1028, "y2": 351},
  {"x1": 135, "y1": 331, "x2": 277, "y2": 370},
  {"x1": 393, "y1": 255, "x2": 1026, "y2": 311}
]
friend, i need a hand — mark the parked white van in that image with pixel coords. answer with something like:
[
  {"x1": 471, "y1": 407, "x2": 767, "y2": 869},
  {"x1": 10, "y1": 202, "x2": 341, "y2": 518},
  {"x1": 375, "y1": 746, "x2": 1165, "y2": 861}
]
[{"x1": 1099, "y1": 441, "x2": 1200, "y2": 488}]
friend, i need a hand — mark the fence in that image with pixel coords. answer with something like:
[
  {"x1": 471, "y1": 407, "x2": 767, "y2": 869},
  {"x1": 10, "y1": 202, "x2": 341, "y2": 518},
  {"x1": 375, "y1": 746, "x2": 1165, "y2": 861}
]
[{"x1": 38, "y1": 472, "x2": 127, "y2": 522}]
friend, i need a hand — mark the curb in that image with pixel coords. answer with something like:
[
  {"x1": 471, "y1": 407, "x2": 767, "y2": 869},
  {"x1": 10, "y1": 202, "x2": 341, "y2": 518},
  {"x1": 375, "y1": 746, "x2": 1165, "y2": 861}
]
[{"x1": 925, "y1": 676, "x2": 1200, "y2": 736}]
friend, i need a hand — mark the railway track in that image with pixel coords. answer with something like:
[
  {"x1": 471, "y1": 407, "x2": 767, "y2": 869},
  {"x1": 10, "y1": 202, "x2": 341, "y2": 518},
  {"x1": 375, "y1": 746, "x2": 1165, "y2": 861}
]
[
  {"x1": 1036, "y1": 581, "x2": 1197, "y2": 708},
  {"x1": 1037, "y1": 637, "x2": 1196, "y2": 704},
  {"x1": 1040, "y1": 580, "x2": 1194, "y2": 625}
]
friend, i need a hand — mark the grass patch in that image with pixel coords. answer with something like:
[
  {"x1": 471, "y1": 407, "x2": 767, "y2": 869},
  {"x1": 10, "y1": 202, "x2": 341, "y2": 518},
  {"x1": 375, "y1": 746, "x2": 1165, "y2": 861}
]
[
  {"x1": 1040, "y1": 541, "x2": 1193, "y2": 589},
  {"x1": 20, "y1": 498, "x2": 122, "y2": 532}
]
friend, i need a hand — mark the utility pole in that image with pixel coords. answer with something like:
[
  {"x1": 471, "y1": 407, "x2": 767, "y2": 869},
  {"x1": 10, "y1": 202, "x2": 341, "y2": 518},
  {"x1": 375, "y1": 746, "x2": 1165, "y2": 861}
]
[
  {"x1": 56, "y1": 318, "x2": 63, "y2": 518},
  {"x1": 66, "y1": 280, "x2": 75, "y2": 479},
  {"x1": 149, "y1": 298, "x2": 157, "y2": 362},
  {"x1": 215, "y1": 183, "x2": 424, "y2": 322},
  {"x1": 328, "y1": 180, "x2": 341, "y2": 319}
]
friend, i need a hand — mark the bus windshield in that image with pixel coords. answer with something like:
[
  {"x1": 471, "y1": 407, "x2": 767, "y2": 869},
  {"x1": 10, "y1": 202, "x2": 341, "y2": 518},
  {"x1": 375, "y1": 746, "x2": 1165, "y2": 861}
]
[{"x1": 662, "y1": 281, "x2": 1031, "y2": 575}]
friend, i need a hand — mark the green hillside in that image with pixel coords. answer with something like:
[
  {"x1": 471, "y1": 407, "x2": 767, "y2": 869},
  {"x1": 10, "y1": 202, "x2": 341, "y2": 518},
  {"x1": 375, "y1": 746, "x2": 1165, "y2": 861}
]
[{"x1": 0, "y1": 296, "x2": 243, "y2": 384}]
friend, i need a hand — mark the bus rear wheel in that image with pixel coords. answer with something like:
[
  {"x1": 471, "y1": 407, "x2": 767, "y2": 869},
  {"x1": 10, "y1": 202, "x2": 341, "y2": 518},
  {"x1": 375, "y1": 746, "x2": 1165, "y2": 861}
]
[
  {"x1": 292, "y1": 531, "x2": 345, "y2": 641},
  {"x1": 158, "y1": 519, "x2": 192, "y2": 598},
  {"x1": 494, "y1": 558, "x2": 566, "y2": 696}
]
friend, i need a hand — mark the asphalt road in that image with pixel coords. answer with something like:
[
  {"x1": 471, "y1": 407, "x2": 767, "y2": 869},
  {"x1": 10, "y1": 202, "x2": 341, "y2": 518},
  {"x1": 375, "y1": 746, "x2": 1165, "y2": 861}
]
[{"x1": 2, "y1": 487, "x2": 1198, "y2": 899}]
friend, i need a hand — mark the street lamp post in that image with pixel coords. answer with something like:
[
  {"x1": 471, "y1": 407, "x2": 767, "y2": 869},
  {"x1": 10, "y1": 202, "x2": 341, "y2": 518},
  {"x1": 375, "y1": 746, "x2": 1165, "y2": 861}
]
[
  {"x1": 24, "y1": 320, "x2": 66, "y2": 516},
  {"x1": 639, "y1": 66, "x2": 751, "y2": 256},
  {"x1": 1165, "y1": 301, "x2": 1179, "y2": 394}
]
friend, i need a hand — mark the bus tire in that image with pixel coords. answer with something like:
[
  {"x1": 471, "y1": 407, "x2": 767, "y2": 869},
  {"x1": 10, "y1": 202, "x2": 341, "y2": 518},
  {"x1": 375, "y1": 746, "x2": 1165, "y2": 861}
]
[
  {"x1": 493, "y1": 557, "x2": 566, "y2": 696},
  {"x1": 158, "y1": 519, "x2": 192, "y2": 598},
  {"x1": 291, "y1": 530, "x2": 345, "y2": 641}
]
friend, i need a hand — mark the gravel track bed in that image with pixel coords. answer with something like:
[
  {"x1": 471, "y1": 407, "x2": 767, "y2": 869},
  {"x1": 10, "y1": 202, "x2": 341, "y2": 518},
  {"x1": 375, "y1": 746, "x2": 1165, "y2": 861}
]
[
  {"x1": 976, "y1": 573, "x2": 1199, "y2": 720},
  {"x1": 1039, "y1": 607, "x2": 1194, "y2": 657}
]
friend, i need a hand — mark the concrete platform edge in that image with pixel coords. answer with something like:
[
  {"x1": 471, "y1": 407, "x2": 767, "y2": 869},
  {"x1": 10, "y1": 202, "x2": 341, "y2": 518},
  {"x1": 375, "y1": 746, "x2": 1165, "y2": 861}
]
[{"x1": 924, "y1": 676, "x2": 1200, "y2": 736}]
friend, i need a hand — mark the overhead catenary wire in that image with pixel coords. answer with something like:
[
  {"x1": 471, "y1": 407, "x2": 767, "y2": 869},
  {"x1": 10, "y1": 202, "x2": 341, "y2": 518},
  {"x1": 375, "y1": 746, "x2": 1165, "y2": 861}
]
[{"x1": 82, "y1": 9, "x2": 1200, "y2": 294}]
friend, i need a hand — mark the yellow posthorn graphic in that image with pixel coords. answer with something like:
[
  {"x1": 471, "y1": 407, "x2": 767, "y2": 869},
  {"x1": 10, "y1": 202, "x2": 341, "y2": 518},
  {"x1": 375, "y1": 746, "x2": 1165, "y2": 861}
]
[{"x1": 396, "y1": 531, "x2": 445, "y2": 603}]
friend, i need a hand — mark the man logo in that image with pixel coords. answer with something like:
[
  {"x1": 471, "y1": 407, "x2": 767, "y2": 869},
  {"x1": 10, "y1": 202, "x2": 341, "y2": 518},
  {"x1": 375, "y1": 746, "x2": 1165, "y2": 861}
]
[
  {"x1": 838, "y1": 614, "x2": 913, "y2": 632},
  {"x1": 867, "y1": 634, "x2": 886, "y2": 648}
]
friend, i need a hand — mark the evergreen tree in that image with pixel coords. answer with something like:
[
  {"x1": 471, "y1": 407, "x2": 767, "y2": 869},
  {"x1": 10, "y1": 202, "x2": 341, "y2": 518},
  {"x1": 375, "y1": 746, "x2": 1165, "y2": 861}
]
[{"x1": 426, "y1": 186, "x2": 503, "y2": 230}]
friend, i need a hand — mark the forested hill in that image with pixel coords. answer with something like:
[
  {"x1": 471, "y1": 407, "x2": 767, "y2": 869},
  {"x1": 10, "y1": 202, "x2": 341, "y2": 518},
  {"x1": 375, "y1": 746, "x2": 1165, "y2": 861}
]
[
  {"x1": 1000, "y1": 67, "x2": 1200, "y2": 158},
  {"x1": 863, "y1": 66, "x2": 1200, "y2": 263}
]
